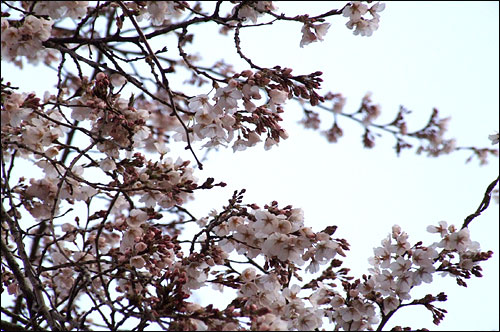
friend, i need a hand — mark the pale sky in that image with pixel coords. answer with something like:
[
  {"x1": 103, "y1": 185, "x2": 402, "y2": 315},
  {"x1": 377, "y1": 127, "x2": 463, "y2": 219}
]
[{"x1": 2, "y1": 2, "x2": 498, "y2": 331}]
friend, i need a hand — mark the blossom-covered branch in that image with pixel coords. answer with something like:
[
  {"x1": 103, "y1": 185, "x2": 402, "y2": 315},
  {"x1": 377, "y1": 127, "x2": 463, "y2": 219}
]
[{"x1": 1, "y1": 1, "x2": 498, "y2": 331}]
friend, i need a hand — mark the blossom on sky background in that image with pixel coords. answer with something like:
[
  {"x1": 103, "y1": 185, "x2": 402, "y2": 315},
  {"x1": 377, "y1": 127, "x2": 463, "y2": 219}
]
[
  {"x1": 489, "y1": 132, "x2": 499, "y2": 145},
  {"x1": 343, "y1": 1, "x2": 386, "y2": 36}
]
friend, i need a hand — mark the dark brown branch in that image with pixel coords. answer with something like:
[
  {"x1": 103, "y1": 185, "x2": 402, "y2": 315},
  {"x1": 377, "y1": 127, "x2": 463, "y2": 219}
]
[
  {"x1": 117, "y1": 0, "x2": 203, "y2": 170},
  {"x1": 462, "y1": 175, "x2": 500, "y2": 229}
]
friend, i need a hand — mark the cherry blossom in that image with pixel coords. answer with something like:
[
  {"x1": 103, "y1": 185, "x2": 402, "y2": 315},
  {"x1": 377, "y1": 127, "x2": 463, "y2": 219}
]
[
  {"x1": 343, "y1": 1, "x2": 385, "y2": 37},
  {"x1": 299, "y1": 22, "x2": 331, "y2": 47},
  {"x1": 33, "y1": 1, "x2": 89, "y2": 20},
  {"x1": 1, "y1": 1, "x2": 497, "y2": 331},
  {"x1": 1, "y1": 15, "x2": 54, "y2": 63}
]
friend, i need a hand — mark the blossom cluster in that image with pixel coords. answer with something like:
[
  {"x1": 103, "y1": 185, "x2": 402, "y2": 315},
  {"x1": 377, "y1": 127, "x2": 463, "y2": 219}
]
[
  {"x1": 133, "y1": 155, "x2": 199, "y2": 209},
  {"x1": 212, "y1": 203, "x2": 346, "y2": 271},
  {"x1": 242, "y1": 222, "x2": 492, "y2": 331},
  {"x1": 105, "y1": 199, "x2": 351, "y2": 330},
  {"x1": 32, "y1": 1, "x2": 185, "y2": 26},
  {"x1": 343, "y1": 1, "x2": 385, "y2": 36},
  {"x1": 346, "y1": 223, "x2": 490, "y2": 327},
  {"x1": 1, "y1": 90, "x2": 90, "y2": 218},
  {"x1": 175, "y1": 74, "x2": 291, "y2": 152},
  {"x1": 1, "y1": 73, "x2": 201, "y2": 221},
  {"x1": 32, "y1": 1, "x2": 89, "y2": 20},
  {"x1": 299, "y1": 22, "x2": 331, "y2": 48},
  {"x1": 235, "y1": 1, "x2": 277, "y2": 24},
  {"x1": 1, "y1": 15, "x2": 54, "y2": 63},
  {"x1": 412, "y1": 108, "x2": 459, "y2": 158},
  {"x1": 134, "y1": 1, "x2": 188, "y2": 26},
  {"x1": 238, "y1": 273, "x2": 324, "y2": 330},
  {"x1": 69, "y1": 73, "x2": 151, "y2": 153}
]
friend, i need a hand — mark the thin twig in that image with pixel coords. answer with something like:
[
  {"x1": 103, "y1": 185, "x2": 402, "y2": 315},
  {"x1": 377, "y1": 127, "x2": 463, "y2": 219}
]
[{"x1": 462, "y1": 175, "x2": 500, "y2": 229}]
